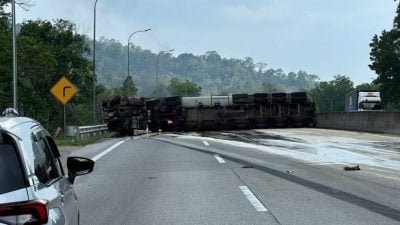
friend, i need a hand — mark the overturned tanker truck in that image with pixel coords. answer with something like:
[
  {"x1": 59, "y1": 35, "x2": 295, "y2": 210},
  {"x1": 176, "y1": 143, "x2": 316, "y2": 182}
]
[{"x1": 101, "y1": 92, "x2": 316, "y2": 136}]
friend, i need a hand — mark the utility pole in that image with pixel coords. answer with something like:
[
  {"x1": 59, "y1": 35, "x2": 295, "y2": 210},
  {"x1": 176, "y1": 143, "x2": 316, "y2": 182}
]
[
  {"x1": 128, "y1": 29, "x2": 151, "y2": 78},
  {"x1": 92, "y1": 0, "x2": 98, "y2": 124},
  {"x1": 12, "y1": 0, "x2": 17, "y2": 109}
]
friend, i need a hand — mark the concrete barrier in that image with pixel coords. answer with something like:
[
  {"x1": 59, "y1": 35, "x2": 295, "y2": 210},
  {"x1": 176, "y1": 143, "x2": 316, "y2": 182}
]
[{"x1": 317, "y1": 112, "x2": 400, "y2": 135}]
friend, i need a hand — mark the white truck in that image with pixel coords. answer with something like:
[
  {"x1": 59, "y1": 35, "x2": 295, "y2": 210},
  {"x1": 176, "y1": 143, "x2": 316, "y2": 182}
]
[{"x1": 345, "y1": 90, "x2": 382, "y2": 111}]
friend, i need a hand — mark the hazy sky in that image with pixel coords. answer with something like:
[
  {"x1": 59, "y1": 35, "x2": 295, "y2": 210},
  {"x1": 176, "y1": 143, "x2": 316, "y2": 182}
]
[{"x1": 13, "y1": 0, "x2": 398, "y2": 84}]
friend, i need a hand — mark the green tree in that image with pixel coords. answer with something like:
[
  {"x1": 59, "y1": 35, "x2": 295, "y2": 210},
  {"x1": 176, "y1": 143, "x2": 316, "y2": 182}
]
[
  {"x1": 0, "y1": 16, "x2": 12, "y2": 109},
  {"x1": 0, "y1": 19, "x2": 95, "y2": 130},
  {"x1": 356, "y1": 82, "x2": 380, "y2": 91},
  {"x1": 311, "y1": 75, "x2": 354, "y2": 112},
  {"x1": 263, "y1": 83, "x2": 278, "y2": 93},
  {"x1": 94, "y1": 37, "x2": 320, "y2": 96},
  {"x1": 116, "y1": 75, "x2": 138, "y2": 96},
  {"x1": 369, "y1": 1, "x2": 400, "y2": 109},
  {"x1": 168, "y1": 77, "x2": 202, "y2": 97}
]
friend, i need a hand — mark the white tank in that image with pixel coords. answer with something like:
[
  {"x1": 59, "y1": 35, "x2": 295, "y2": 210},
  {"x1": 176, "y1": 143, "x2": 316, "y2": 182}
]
[{"x1": 182, "y1": 96, "x2": 232, "y2": 108}]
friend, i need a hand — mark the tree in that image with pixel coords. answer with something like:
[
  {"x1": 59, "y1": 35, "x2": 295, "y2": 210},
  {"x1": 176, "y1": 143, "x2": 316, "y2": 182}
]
[
  {"x1": 311, "y1": 75, "x2": 354, "y2": 112},
  {"x1": 356, "y1": 82, "x2": 380, "y2": 90},
  {"x1": 117, "y1": 75, "x2": 138, "y2": 96},
  {"x1": 0, "y1": 18, "x2": 94, "y2": 130},
  {"x1": 263, "y1": 83, "x2": 278, "y2": 93},
  {"x1": 369, "y1": 1, "x2": 400, "y2": 109},
  {"x1": 168, "y1": 77, "x2": 202, "y2": 97},
  {"x1": 93, "y1": 37, "x2": 320, "y2": 96},
  {"x1": 0, "y1": 16, "x2": 12, "y2": 109}
]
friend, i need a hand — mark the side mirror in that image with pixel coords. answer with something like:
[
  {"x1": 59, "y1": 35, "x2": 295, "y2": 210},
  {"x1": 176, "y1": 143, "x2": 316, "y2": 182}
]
[{"x1": 67, "y1": 157, "x2": 95, "y2": 184}]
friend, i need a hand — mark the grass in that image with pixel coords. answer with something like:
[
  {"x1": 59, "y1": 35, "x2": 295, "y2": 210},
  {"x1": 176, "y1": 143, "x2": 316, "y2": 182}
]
[{"x1": 55, "y1": 132, "x2": 116, "y2": 146}]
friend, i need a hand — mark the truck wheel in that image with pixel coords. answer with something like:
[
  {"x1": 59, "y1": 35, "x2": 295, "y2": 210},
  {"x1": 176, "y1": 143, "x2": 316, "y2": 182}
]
[{"x1": 109, "y1": 96, "x2": 121, "y2": 107}]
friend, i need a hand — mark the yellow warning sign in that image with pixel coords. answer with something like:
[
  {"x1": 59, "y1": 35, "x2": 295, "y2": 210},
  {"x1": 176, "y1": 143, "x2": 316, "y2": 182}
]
[{"x1": 50, "y1": 76, "x2": 78, "y2": 105}]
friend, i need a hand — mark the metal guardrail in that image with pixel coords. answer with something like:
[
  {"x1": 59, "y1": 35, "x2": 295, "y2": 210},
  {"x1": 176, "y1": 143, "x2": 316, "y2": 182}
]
[{"x1": 65, "y1": 124, "x2": 108, "y2": 139}]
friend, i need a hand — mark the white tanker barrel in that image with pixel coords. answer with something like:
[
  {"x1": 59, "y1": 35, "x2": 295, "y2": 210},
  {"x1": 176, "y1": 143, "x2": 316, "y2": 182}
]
[
  {"x1": 211, "y1": 96, "x2": 232, "y2": 106},
  {"x1": 182, "y1": 96, "x2": 232, "y2": 108}
]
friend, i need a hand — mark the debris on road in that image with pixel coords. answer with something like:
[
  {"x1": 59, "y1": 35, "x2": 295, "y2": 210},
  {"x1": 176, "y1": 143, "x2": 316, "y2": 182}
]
[
  {"x1": 286, "y1": 170, "x2": 294, "y2": 174},
  {"x1": 242, "y1": 165, "x2": 254, "y2": 169},
  {"x1": 344, "y1": 165, "x2": 361, "y2": 171}
]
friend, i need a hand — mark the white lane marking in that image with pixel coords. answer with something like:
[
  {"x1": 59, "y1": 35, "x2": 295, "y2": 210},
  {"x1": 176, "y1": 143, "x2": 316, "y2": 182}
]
[
  {"x1": 203, "y1": 140, "x2": 210, "y2": 146},
  {"x1": 239, "y1": 186, "x2": 268, "y2": 212},
  {"x1": 92, "y1": 140, "x2": 125, "y2": 161},
  {"x1": 213, "y1": 154, "x2": 226, "y2": 164}
]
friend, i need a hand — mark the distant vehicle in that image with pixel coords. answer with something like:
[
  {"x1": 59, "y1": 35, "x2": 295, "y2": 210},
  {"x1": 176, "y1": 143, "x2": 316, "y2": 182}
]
[
  {"x1": 345, "y1": 90, "x2": 382, "y2": 112},
  {"x1": 0, "y1": 116, "x2": 94, "y2": 225}
]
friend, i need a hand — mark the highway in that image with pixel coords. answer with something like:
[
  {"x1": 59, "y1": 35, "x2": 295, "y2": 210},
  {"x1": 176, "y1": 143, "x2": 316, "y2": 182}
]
[{"x1": 63, "y1": 128, "x2": 400, "y2": 225}]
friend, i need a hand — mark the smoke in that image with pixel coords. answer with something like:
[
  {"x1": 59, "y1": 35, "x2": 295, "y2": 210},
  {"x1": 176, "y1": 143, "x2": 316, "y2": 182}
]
[{"x1": 158, "y1": 42, "x2": 172, "y2": 52}]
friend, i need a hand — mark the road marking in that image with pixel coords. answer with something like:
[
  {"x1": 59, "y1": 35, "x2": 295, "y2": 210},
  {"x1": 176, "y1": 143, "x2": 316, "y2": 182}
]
[
  {"x1": 239, "y1": 186, "x2": 268, "y2": 212},
  {"x1": 213, "y1": 154, "x2": 226, "y2": 164},
  {"x1": 92, "y1": 140, "x2": 125, "y2": 161},
  {"x1": 203, "y1": 140, "x2": 210, "y2": 146}
]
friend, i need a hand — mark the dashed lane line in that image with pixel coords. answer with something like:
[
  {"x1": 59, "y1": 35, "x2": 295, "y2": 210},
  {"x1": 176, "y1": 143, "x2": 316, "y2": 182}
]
[
  {"x1": 239, "y1": 186, "x2": 268, "y2": 212},
  {"x1": 214, "y1": 154, "x2": 226, "y2": 164}
]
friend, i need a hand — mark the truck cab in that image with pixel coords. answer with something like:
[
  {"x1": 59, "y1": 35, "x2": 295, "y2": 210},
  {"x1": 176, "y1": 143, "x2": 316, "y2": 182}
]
[
  {"x1": 345, "y1": 90, "x2": 382, "y2": 112},
  {"x1": 357, "y1": 91, "x2": 382, "y2": 111}
]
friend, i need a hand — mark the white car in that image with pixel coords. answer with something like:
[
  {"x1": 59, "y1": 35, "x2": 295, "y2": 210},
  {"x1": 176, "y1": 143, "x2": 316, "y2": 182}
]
[{"x1": 0, "y1": 116, "x2": 94, "y2": 225}]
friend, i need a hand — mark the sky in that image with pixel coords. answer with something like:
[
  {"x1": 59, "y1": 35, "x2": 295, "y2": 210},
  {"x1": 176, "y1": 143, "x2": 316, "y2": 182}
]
[{"x1": 12, "y1": 0, "x2": 398, "y2": 84}]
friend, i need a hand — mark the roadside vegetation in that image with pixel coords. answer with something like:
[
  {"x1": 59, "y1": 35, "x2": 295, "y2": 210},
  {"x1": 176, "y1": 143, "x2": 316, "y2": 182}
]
[{"x1": 55, "y1": 132, "x2": 115, "y2": 146}]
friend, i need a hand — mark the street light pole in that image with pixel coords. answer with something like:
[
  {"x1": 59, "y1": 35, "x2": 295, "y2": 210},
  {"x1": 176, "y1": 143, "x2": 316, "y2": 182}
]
[
  {"x1": 127, "y1": 29, "x2": 151, "y2": 78},
  {"x1": 156, "y1": 49, "x2": 174, "y2": 96},
  {"x1": 185, "y1": 64, "x2": 199, "y2": 97},
  {"x1": 92, "y1": 0, "x2": 98, "y2": 124},
  {"x1": 12, "y1": 0, "x2": 17, "y2": 109}
]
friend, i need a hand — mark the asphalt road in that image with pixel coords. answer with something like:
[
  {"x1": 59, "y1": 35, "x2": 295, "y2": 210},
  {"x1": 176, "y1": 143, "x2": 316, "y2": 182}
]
[{"x1": 67, "y1": 129, "x2": 400, "y2": 225}]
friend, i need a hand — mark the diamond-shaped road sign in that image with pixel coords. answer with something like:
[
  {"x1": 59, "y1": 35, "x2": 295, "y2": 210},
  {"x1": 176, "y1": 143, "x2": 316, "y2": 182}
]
[{"x1": 50, "y1": 76, "x2": 78, "y2": 105}]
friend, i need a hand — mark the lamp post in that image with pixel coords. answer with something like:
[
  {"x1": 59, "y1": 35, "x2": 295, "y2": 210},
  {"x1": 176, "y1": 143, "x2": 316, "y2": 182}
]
[
  {"x1": 156, "y1": 49, "x2": 174, "y2": 96},
  {"x1": 127, "y1": 29, "x2": 151, "y2": 78},
  {"x1": 185, "y1": 64, "x2": 199, "y2": 96},
  {"x1": 92, "y1": 0, "x2": 98, "y2": 124},
  {"x1": 12, "y1": 0, "x2": 17, "y2": 109}
]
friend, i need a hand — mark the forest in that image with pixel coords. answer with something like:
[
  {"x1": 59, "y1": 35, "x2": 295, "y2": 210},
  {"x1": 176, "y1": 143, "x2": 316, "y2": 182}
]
[{"x1": 95, "y1": 37, "x2": 320, "y2": 97}]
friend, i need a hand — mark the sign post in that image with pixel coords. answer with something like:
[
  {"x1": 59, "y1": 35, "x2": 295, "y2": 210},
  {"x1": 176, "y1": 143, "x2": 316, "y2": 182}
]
[{"x1": 50, "y1": 76, "x2": 79, "y2": 134}]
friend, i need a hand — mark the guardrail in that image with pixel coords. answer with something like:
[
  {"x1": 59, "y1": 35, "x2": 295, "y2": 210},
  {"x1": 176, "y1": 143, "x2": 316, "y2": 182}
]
[{"x1": 65, "y1": 124, "x2": 108, "y2": 139}]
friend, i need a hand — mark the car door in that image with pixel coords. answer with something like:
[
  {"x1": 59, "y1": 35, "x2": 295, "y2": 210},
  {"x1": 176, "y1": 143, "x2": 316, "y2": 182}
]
[
  {"x1": 44, "y1": 135, "x2": 79, "y2": 225},
  {"x1": 29, "y1": 129, "x2": 78, "y2": 225}
]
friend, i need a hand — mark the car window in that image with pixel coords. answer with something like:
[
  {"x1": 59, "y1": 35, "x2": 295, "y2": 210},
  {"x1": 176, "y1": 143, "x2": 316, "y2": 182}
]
[
  {"x1": 45, "y1": 136, "x2": 64, "y2": 175},
  {"x1": 31, "y1": 135, "x2": 62, "y2": 184},
  {"x1": 0, "y1": 141, "x2": 26, "y2": 194}
]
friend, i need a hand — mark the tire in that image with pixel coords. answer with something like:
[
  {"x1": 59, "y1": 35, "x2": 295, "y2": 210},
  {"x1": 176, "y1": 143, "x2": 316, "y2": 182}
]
[
  {"x1": 109, "y1": 96, "x2": 121, "y2": 107},
  {"x1": 254, "y1": 93, "x2": 268, "y2": 98},
  {"x1": 233, "y1": 94, "x2": 249, "y2": 104},
  {"x1": 272, "y1": 93, "x2": 288, "y2": 104},
  {"x1": 290, "y1": 92, "x2": 307, "y2": 99},
  {"x1": 290, "y1": 92, "x2": 308, "y2": 104}
]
